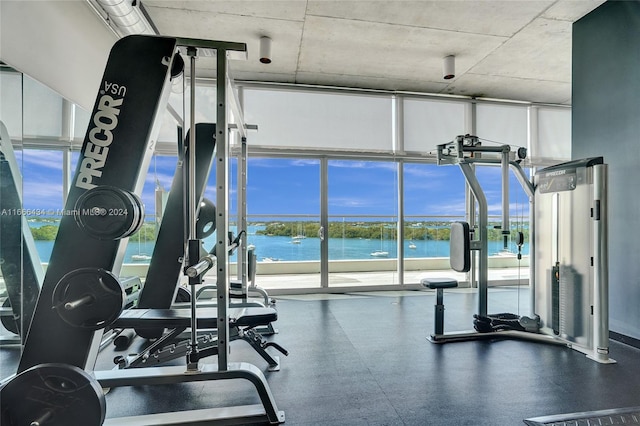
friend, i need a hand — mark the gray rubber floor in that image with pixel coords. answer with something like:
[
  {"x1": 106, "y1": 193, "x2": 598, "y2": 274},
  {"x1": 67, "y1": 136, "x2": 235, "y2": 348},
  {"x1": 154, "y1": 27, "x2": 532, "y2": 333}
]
[{"x1": 3, "y1": 287, "x2": 640, "y2": 425}]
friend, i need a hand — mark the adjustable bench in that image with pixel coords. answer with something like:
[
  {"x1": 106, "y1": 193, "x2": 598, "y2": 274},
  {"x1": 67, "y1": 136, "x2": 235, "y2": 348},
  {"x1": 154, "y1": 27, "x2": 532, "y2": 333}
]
[
  {"x1": 115, "y1": 306, "x2": 277, "y2": 329},
  {"x1": 112, "y1": 306, "x2": 287, "y2": 371}
]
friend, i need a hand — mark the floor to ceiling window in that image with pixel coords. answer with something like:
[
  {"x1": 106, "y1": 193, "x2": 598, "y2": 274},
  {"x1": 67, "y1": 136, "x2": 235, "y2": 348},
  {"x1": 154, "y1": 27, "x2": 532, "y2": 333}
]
[
  {"x1": 327, "y1": 159, "x2": 399, "y2": 286},
  {"x1": 402, "y1": 161, "x2": 467, "y2": 284},
  {"x1": 0, "y1": 69, "x2": 572, "y2": 297},
  {"x1": 246, "y1": 157, "x2": 322, "y2": 289}
]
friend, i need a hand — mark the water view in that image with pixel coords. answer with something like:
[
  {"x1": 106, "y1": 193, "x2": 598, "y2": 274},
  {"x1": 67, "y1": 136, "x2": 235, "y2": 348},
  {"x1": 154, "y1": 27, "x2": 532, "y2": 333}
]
[{"x1": 29, "y1": 222, "x2": 529, "y2": 264}]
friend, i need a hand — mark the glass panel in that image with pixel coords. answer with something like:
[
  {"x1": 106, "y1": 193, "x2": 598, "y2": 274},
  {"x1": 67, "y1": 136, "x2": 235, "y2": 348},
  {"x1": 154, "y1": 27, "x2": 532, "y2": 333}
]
[
  {"x1": 22, "y1": 150, "x2": 64, "y2": 264},
  {"x1": 533, "y1": 107, "x2": 571, "y2": 164},
  {"x1": 0, "y1": 74, "x2": 26, "y2": 353},
  {"x1": 246, "y1": 157, "x2": 321, "y2": 290},
  {"x1": 476, "y1": 103, "x2": 528, "y2": 148},
  {"x1": 243, "y1": 88, "x2": 393, "y2": 151},
  {"x1": 403, "y1": 162, "x2": 466, "y2": 284},
  {"x1": 0, "y1": 70, "x2": 23, "y2": 138},
  {"x1": 125, "y1": 154, "x2": 179, "y2": 265},
  {"x1": 328, "y1": 159, "x2": 398, "y2": 287},
  {"x1": 73, "y1": 104, "x2": 90, "y2": 144},
  {"x1": 23, "y1": 76, "x2": 63, "y2": 138},
  {"x1": 403, "y1": 98, "x2": 466, "y2": 152}
]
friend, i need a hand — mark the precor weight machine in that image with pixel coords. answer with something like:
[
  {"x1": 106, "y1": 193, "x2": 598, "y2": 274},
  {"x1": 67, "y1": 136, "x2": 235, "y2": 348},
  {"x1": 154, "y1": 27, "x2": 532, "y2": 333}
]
[
  {"x1": 427, "y1": 134, "x2": 614, "y2": 364},
  {"x1": 0, "y1": 35, "x2": 285, "y2": 425}
]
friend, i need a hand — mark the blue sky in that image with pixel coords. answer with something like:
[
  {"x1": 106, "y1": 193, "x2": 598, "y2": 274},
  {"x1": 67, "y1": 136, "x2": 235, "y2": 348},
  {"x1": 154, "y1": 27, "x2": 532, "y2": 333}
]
[{"x1": 16, "y1": 150, "x2": 529, "y2": 222}]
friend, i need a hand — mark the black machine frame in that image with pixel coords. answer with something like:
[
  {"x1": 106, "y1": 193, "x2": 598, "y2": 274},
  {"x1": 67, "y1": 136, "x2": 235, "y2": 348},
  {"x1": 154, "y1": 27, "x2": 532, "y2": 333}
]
[{"x1": 1, "y1": 35, "x2": 285, "y2": 425}]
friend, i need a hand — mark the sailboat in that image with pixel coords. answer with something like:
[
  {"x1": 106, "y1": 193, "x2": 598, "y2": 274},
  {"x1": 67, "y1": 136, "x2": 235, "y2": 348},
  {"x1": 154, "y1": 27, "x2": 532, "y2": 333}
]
[
  {"x1": 131, "y1": 230, "x2": 152, "y2": 261},
  {"x1": 292, "y1": 223, "x2": 305, "y2": 243},
  {"x1": 408, "y1": 241, "x2": 417, "y2": 249},
  {"x1": 370, "y1": 225, "x2": 389, "y2": 257}
]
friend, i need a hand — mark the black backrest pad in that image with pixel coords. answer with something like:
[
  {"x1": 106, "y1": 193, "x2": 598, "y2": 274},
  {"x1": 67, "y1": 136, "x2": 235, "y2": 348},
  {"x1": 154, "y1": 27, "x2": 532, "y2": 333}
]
[
  {"x1": 450, "y1": 221, "x2": 471, "y2": 273},
  {"x1": 248, "y1": 249, "x2": 256, "y2": 283}
]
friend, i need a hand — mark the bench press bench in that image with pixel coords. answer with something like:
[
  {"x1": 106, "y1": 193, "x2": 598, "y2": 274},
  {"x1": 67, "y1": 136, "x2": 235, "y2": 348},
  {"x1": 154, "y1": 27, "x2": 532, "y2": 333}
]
[
  {"x1": 116, "y1": 306, "x2": 277, "y2": 329},
  {"x1": 112, "y1": 306, "x2": 287, "y2": 371}
]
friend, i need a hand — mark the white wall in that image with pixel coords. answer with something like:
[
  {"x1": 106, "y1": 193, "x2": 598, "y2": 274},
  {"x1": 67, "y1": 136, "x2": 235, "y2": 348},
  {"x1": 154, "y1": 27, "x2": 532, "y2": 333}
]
[{"x1": 0, "y1": 1, "x2": 116, "y2": 110}]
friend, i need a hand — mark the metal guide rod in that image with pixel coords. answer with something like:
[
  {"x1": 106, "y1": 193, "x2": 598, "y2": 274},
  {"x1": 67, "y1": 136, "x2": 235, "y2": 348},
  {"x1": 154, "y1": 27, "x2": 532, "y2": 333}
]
[
  {"x1": 216, "y1": 48, "x2": 230, "y2": 371},
  {"x1": 509, "y1": 160, "x2": 536, "y2": 314},
  {"x1": 186, "y1": 46, "x2": 199, "y2": 370},
  {"x1": 188, "y1": 49, "x2": 198, "y2": 243},
  {"x1": 239, "y1": 136, "x2": 248, "y2": 286}
]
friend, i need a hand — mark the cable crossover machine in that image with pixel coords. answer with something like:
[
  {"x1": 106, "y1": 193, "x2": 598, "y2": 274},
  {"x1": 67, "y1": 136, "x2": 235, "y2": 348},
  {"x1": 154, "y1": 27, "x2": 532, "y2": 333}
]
[
  {"x1": 0, "y1": 35, "x2": 286, "y2": 425},
  {"x1": 424, "y1": 134, "x2": 614, "y2": 364}
]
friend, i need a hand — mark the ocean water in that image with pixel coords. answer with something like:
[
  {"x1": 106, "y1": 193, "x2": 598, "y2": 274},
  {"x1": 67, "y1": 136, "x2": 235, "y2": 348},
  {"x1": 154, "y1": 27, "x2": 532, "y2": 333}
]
[{"x1": 31, "y1": 233, "x2": 530, "y2": 264}]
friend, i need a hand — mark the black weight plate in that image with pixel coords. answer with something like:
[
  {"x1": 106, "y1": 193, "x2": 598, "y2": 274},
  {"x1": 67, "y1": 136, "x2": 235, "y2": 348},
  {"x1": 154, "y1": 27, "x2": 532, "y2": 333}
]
[
  {"x1": 123, "y1": 190, "x2": 145, "y2": 239},
  {"x1": 52, "y1": 268, "x2": 125, "y2": 330},
  {"x1": 74, "y1": 186, "x2": 140, "y2": 240},
  {"x1": 1, "y1": 299, "x2": 19, "y2": 335},
  {"x1": 170, "y1": 52, "x2": 185, "y2": 78},
  {"x1": 0, "y1": 363, "x2": 106, "y2": 426},
  {"x1": 196, "y1": 198, "x2": 216, "y2": 239},
  {"x1": 174, "y1": 286, "x2": 191, "y2": 303}
]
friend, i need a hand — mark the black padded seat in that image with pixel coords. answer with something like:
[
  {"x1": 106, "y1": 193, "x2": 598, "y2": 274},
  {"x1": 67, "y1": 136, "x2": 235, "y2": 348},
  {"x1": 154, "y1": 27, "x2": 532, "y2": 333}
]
[
  {"x1": 421, "y1": 277, "x2": 459, "y2": 290},
  {"x1": 114, "y1": 307, "x2": 277, "y2": 330},
  {"x1": 421, "y1": 278, "x2": 458, "y2": 336}
]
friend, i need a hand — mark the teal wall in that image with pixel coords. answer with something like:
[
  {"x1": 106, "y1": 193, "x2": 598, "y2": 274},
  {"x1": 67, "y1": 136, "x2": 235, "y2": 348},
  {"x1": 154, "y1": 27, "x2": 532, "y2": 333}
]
[{"x1": 572, "y1": 0, "x2": 640, "y2": 340}]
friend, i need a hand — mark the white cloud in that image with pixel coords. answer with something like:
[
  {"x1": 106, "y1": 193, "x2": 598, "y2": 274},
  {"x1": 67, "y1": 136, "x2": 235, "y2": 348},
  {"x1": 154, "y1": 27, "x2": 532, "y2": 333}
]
[{"x1": 22, "y1": 151, "x2": 63, "y2": 171}]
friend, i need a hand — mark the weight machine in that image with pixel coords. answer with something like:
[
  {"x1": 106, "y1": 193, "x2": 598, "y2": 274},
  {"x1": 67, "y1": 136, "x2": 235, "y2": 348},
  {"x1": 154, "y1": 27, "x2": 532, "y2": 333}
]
[
  {"x1": 0, "y1": 35, "x2": 285, "y2": 425},
  {"x1": 427, "y1": 134, "x2": 614, "y2": 364},
  {"x1": 123, "y1": 122, "x2": 285, "y2": 371}
]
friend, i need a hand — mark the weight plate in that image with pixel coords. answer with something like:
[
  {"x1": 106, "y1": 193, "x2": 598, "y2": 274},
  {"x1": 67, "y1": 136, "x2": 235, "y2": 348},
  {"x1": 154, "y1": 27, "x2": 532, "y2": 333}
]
[
  {"x1": 174, "y1": 286, "x2": 191, "y2": 303},
  {"x1": 74, "y1": 186, "x2": 143, "y2": 240},
  {"x1": 0, "y1": 363, "x2": 106, "y2": 426},
  {"x1": 1, "y1": 299, "x2": 19, "y2": 335},
  {"x1": 126, "y1": 189, "x2": 145, "y2": 239},
  {"x1": 196, "y1": 198, "x2": 217, "y2": 239},
  {"x1": 170, "y1": 53, "x2": 185, "y2": 79},
  {"x1": 52, "y1": 268, "x2": 125, "y2": 330}
]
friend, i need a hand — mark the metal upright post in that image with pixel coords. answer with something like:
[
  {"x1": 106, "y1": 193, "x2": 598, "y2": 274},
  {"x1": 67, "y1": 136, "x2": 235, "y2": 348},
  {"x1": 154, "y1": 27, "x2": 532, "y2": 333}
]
[
  {"x1": 459, "y1": 162, "x2": 488, "y2": 317},
  {"x1": 397, "y1": 160, "x2": 404, "y2": 286},
  {"x1": 216, "y1": 49, "x2": 230, "y2": 371},
  {"x1": 592, "y1": 163, "x2": 612, "y2": 363},
  {"x1": 320, "y1": 157, "x2": 329, "y2": 288},
  {"x1": 501, "y1": 147, "x2": 511, "y2": 249}
]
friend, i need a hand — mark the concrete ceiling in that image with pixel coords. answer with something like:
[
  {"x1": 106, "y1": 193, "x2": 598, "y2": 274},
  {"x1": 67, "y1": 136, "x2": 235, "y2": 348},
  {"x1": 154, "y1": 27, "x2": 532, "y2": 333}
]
[{"x1": 144, "y1": 0, "x2": 605, "y2": 105}]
